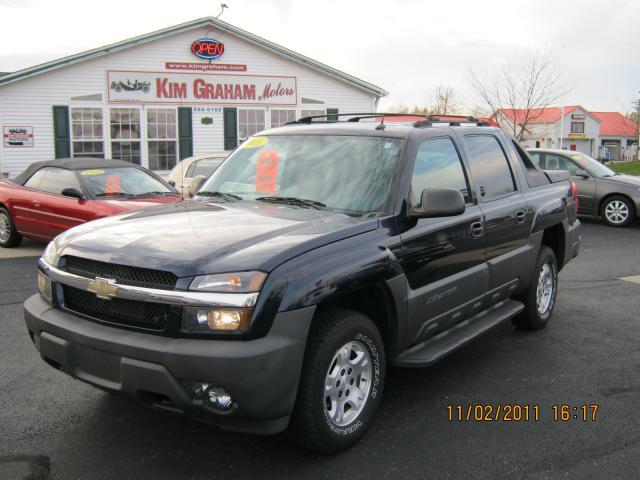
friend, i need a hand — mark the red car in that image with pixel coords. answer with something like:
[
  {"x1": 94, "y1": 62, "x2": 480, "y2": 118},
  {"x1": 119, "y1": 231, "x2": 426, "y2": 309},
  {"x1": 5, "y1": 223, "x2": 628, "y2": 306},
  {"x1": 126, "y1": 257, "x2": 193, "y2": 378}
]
[{"x1": 0, "y1": 158, "x2": 182, "y2": 248}]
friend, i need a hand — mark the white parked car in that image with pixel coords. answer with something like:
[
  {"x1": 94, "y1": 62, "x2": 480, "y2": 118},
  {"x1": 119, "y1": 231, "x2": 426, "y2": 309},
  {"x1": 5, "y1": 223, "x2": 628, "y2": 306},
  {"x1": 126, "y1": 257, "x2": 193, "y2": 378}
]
[{"x1": 165, "y1": 152, "x2": 228, "y2": 197}]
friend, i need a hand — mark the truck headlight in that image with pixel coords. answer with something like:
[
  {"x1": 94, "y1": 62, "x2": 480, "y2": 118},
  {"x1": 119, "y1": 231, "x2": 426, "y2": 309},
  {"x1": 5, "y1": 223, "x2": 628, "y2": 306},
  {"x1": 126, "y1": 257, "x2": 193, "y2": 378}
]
[
  {"x1": 182, "y1": 306, "x2": 252, "y2": 333},
  {"x1": 38, "y1": 271, "x2": 53, "y2": 304},
  {"x1": 189, "y1": 271, "x2": 266, "y2": 293},
  {"x1": 42, "y1": 241, "x2": 60, "y2": 266}
]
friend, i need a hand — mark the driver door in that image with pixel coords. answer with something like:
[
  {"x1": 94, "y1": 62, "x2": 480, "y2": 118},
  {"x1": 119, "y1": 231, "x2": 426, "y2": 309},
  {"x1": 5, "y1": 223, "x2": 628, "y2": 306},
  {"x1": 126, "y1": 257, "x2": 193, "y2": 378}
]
[{"x1": 397, "y1": 136, "x2": 488, "y2": 346}]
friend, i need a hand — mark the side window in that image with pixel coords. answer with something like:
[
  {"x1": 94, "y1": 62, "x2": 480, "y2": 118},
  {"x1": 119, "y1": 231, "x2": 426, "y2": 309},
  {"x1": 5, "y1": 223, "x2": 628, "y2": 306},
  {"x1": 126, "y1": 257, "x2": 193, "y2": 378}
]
[
  {"x1": 411, "y1": 137, "x2": 471, "y2": 205},
  {"x1": 23, "y1": 169, "x2": 48, "y2": 190},
  {"x1": 464, "y1": 135, "x2": 516, "y2": 201},
  {"x1": 544, "y1": 154, "x2": 580, "y2": 175},
  {"x1": 529, "y1": 152, "x2": 542, "y2": 168},
  {"x1": 185, "y1": 161, "x2": 197, "y2": 178},
  {"x1": 31, "y1": 168, "x2": 82, "y2": 195}
]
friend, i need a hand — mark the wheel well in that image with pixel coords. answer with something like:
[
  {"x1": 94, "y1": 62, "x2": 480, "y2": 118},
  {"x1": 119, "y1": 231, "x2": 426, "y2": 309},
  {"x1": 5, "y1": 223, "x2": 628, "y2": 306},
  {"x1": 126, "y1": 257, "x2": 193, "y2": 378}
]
[
  {"x1": 541, "y1": 223, "x2": 566, "y2": 268},
  {"x1": 598, "y1": 193, "x2": 635, "y2": 216},
  {"x1": 317, "y1": 285, "x2": 396, "y2": 354}
]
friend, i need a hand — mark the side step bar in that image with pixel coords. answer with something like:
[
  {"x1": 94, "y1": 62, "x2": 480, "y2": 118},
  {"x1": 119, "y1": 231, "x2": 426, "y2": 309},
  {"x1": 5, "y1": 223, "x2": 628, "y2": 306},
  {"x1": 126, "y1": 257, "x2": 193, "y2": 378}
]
[{"x1": 393, "y1": 299, "x2": 524, "y2": 368}]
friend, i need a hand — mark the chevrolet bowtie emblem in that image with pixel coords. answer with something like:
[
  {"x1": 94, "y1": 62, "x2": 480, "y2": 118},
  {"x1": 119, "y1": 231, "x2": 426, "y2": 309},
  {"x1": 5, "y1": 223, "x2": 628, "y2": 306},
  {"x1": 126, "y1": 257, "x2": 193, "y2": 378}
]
[{"x1": 87, "y1": 277, "x2": 118, "y2": 300}]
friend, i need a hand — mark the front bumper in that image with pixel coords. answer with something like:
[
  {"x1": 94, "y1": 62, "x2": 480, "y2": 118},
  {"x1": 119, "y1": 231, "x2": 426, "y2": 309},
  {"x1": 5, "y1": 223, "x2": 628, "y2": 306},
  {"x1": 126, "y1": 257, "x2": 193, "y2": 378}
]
[{"x1": 24, "y1": 294, "x2": 314, "y2": 434}]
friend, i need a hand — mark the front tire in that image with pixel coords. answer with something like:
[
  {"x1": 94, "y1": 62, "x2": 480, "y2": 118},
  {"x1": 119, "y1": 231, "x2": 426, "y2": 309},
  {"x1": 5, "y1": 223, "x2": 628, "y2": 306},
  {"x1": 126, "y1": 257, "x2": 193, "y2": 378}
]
[
  {"x1": 287, "y1": 308, "x2": 385, "y2": 454},
  {"x1": 0, "y1": 207, "x2": 23, "y2": 248},
  {"x1": 601, "y1": 195, "x2": 635, "y2": 227},
  {"x1": 512, "y1": 246, "x2": 558, "y2": 330}
]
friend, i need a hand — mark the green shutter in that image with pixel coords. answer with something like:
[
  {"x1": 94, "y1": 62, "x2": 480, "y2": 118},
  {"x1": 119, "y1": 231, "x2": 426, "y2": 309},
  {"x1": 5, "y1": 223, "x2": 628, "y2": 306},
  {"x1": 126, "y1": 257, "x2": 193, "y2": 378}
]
[
  {"x1": 178, "y1": 107, "x2": 193, "y2": 160},
  {"x1": 223, "y1": 107, "x2": 238, "y2": 150},
  {"x1": 327, "y1": 108, "x2": 339, "y2": 122},
  {"x1": 52, "y1": 105, "x2": 70, "y2": 158}
]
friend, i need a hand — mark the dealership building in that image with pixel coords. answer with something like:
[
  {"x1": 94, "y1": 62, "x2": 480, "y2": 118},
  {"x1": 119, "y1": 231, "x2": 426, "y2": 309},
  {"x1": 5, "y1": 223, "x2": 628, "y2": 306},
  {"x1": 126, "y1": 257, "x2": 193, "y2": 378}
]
[
  {"x1": 0, "y1": 17, "x2": 386, "y2": 177},
  {"x1": 497, "y1": 106, "x2": 638, "y2": 161}
]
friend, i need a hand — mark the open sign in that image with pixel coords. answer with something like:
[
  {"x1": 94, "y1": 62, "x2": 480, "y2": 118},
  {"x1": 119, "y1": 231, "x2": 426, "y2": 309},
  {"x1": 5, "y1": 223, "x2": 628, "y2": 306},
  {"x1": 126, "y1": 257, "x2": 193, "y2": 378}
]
[{"x1": 191, "y1": 38, "x2": 225, "y2": 60}]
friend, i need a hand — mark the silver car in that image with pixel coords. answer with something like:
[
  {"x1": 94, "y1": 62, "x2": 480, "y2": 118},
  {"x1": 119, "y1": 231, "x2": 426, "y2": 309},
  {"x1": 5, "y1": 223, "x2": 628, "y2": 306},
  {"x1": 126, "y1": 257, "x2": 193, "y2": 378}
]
[
  {"x1": 528, "y1": 148, "x2": 640, "y2": 227},
  {"x1": 164, "y1": 152, "x2": 228, "y2": 198}
]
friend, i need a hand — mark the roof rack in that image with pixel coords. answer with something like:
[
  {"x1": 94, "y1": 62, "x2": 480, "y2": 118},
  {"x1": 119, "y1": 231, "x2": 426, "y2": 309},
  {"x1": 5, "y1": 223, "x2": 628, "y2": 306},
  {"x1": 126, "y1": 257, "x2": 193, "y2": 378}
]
[{"x1": 284, "y1": 112, "x2": 492, "y2": 128}]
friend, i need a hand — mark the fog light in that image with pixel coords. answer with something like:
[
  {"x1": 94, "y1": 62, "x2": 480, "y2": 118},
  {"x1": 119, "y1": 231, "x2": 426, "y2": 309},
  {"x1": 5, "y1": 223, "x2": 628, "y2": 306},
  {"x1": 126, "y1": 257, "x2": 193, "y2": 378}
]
[
  {"x1": 183, "y1": 381, "x2": 209, "y2": 400},
  {"x1": 38, "y1": 271, "x2": 53, "y2": 304},
  {"x1": 206, "y1": 386, "x2": 233, "y2": 410}
]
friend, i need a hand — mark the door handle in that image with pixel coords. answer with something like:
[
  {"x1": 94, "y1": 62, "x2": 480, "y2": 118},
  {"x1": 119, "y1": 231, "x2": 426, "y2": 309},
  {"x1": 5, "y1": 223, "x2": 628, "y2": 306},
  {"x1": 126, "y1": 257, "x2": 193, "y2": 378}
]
[
  {"x1": 470, "y1": 221, "x2": 484, "y2": 238},
  {"x1": 515, "y1": 210, "x2": 526, "y2": 224}
]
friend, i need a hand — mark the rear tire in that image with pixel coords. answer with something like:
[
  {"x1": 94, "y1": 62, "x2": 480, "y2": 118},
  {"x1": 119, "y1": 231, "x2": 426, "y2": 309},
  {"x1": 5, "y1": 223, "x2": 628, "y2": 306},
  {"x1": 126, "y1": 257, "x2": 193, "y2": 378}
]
[
  {"x1": 601, "y1": 195, "x2": 635, "y2": 227},
  {"x1": 0, "y1": 207, "x2": 23, "y2": 248},
  {"x1": 512, "y1": 246, "x2": 558, "y2": 330},
  {"x1": 287, "y1": 308, "x2": 385, "y2": 454}
]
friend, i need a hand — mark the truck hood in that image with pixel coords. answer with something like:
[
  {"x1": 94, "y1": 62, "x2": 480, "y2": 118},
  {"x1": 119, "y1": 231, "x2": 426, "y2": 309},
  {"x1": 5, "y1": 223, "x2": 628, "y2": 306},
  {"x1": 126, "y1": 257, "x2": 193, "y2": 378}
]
[{"x1": 56, "y1": 200, "x2": 378, "y2": 277}]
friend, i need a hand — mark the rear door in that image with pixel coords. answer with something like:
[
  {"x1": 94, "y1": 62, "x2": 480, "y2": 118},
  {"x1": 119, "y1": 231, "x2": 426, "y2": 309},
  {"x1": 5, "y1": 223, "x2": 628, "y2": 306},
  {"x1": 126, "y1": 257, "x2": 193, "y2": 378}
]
[
  {"x1": 540, "y1": 152, "x2": 597, "y2": 215},
  {"x1": 25, "y1": 167, "x2": 89, "y2": 239},
  {"x1": 397, "y1": 135, "x2": 488, "y2": 344},
  {"x1": 462, "y1": 134, "x2": 533, "y2": 296}
]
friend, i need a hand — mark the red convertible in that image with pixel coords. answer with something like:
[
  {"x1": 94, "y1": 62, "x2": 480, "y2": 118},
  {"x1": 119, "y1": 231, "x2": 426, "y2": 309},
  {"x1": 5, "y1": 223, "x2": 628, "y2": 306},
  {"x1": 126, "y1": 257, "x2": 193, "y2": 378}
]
[{"x1": 0, "y1": 158, "x2": 182, "y2": 248}]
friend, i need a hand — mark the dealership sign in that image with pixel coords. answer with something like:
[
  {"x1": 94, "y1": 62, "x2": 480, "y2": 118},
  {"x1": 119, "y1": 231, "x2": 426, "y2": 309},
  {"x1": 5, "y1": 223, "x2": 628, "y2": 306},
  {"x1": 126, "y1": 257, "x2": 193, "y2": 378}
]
[
  {"x1": 191, "y1": 38, "x2": 225, "y2": 60},
  {"x1": 107, "y1": 71, "x2": 297, "y2": 105},
  {"x1": 3, "y1": 126, "x2": 33, "y2": 147}
]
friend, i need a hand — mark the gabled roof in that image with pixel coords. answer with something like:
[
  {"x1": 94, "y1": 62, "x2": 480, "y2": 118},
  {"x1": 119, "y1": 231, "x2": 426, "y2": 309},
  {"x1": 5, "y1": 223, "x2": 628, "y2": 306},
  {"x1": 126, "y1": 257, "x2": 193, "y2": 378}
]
[
  {"x1": 591, "y1": 112, "x2": 637, "y2": 137},
  {"x1": 0, "y1": 17, "x2": 386, "y2": 97},
  {"x1": 498, "y1": 105, "x2": 599, "y2": 124}
]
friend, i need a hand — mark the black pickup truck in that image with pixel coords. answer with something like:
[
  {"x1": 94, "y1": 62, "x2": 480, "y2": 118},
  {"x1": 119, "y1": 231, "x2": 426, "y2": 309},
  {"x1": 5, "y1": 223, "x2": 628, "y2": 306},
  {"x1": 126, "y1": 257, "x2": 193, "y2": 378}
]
[{"x1": 25, "y1": 114, "x2": 580, "y2": 453}]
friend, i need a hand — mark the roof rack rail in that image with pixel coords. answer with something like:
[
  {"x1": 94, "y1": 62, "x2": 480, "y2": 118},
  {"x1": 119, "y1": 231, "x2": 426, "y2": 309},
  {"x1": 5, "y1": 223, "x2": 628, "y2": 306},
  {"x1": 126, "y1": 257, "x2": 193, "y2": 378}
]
[{"x1": 283, "y1": 112, "x2": 492, "y2": 128}]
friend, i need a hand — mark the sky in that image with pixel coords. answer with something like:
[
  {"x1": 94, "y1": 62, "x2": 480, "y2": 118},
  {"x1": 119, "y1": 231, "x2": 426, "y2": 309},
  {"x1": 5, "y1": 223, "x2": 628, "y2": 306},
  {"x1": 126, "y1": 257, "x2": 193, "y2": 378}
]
[{"x1": 0, "y1": 0, "x2": 638, "y2": 114}]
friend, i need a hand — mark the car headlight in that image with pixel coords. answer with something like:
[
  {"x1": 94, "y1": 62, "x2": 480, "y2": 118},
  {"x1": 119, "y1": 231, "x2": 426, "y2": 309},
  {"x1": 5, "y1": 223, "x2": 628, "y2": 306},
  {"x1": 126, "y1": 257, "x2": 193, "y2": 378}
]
[
  {"x1": 42, "y1": 241, "x2": 60, "y2": 266},
  {"x1": 182, "y1": 271, "x2": 267, "y2": 334},
  {"x1": 182, "y1": 306, "x2": 253, "y2": 333},
  {"x1": 189, "y1": 271, "x2": 266, "y2": 293}
]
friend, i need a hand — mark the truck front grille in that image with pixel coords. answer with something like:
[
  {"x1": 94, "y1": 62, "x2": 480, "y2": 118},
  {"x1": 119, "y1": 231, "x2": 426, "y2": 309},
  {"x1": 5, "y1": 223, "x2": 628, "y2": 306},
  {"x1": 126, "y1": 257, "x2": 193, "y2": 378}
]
[
  {"x1": 63, "y1": 256, "x2": 177, "y2": 290},
  {"x1": 62, "y1": 285, "x2": 169, "y2": 331}
]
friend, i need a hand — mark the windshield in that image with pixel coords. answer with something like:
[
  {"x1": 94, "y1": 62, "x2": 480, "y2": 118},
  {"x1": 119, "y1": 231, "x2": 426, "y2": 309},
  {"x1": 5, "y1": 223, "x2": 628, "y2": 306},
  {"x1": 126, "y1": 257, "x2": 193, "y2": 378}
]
[
  {"x1": 191, "y1": 157, "x2": 225, "y2": 178},
  {"x1": 567, "y1": 153, "x2": 617, "y2": 177},
  {"x1": 199, "y1": 135, "x2": 404, "y2": 215},
  {"x1": 79, "y1": 167, "x2": 176, "y2": 198}
]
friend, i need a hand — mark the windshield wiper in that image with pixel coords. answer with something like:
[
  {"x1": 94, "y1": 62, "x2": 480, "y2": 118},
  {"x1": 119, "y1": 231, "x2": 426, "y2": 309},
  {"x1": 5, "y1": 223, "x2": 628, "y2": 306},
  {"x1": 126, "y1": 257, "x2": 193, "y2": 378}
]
[
  {"x1": 94, "y1": 192, "x2": 136, "y2": 198},
  {"x1": 133, "y1": 191, "x2": 181, "y2": 197},
  {"x1": 255, "y1": 196, "x2": 326, "y2": 209},
  {"x1": 195, "y1": 191, "x2": 243, "y2": 201}
]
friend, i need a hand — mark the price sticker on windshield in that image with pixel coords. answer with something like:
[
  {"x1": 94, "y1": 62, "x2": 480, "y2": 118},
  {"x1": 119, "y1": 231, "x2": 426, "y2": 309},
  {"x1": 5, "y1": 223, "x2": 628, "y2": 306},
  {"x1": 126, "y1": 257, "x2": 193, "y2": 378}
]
[
  {"x1": 243, "y1": 136, "x2": 269, "y2": 149},
  {"x1": 80, "y1": 169, "x2": 105, "y2": 176},
  {"x1": 256, "y1": 149, "x2": 280, "y2": 194}
]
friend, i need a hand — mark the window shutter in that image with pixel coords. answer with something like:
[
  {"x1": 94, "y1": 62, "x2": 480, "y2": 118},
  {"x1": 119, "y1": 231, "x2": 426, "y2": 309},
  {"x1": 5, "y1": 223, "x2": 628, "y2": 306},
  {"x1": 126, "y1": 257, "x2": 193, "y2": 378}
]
[
  {"x1": 52, "y1": 105, "x2": 70, "y2": 158},
  {"x1": 223, "y1": 107, "x2": 238, "y2": 150},
  {"x1": 327, "y1": 108, "x2": 339, "y2": 122},
  {"x1": 178, "y1": 107, "x2": 193, "y2": 160}
]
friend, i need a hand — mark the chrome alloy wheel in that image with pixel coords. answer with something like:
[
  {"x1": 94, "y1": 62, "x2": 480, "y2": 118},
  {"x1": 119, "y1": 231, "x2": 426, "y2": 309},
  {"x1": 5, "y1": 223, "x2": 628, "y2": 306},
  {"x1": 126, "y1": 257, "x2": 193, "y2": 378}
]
[
  {"x1": 324, "y1": 340, "x2": 372, "y2": 427},
  {"x1": 604, "y1": 200, "x2": 629, "y2": 225},
  {"x1": 0, "y1": 212, "x2": 10, "y2": 243},
  {"x1": 536, "y1": 263, "x2": 555, "y2": 315}
]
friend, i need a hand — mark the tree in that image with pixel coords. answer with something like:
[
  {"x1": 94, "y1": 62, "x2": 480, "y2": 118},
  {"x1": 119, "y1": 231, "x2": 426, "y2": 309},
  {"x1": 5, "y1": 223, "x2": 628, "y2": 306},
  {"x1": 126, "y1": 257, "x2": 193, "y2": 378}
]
[
  {"x1": 388, "y1": 85, "x2": 461, "y2": 116},
  {"x1": 469, "y1": 49, "x2": 568, "y2": 141}
]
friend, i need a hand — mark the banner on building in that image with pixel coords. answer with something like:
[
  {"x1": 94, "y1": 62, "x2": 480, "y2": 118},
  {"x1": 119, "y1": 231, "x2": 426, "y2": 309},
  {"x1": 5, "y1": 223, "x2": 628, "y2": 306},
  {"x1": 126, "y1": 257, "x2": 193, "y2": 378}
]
[
  {"x1": 3, "y1": 126, "x2": 34, "y2": 147},
  {"x1": 107, "y1": 70, "x2": 297, "y2": 105}
]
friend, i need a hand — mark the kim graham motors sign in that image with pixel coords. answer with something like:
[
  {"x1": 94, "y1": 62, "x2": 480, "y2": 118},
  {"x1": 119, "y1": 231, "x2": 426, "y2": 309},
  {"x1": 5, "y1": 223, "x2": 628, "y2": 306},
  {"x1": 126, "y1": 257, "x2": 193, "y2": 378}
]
[{"x1": 108, "y1": 70, "x2": 297, "y2": 105}]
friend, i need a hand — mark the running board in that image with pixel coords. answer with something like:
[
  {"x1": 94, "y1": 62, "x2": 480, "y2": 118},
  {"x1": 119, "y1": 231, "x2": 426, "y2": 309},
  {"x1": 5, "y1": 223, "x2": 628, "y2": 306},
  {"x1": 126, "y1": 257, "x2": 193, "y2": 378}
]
[{"x1": 393, "y1": 299, "x2": 524, "y2": 368}]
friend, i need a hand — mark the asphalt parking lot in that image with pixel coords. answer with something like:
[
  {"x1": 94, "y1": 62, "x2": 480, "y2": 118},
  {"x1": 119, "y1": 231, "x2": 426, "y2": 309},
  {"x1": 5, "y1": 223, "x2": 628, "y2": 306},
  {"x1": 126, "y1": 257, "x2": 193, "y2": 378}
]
[{"x1": 1, "y1": 219, "x2": 639, "y2": 479}]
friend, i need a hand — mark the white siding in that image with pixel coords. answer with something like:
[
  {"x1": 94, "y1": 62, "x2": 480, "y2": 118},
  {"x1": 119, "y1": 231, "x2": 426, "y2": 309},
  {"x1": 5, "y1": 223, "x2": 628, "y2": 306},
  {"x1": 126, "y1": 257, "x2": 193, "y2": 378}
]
[{"x1": 0, "y1": 26, "x2": 377, "y2": 176}]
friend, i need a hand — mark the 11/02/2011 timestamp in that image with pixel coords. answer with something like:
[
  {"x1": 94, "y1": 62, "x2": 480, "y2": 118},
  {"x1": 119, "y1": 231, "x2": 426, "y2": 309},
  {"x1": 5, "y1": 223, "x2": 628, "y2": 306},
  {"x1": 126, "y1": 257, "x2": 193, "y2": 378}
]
[{"x1": 446, "y1": 404, "x2": 599, "y2": 422}]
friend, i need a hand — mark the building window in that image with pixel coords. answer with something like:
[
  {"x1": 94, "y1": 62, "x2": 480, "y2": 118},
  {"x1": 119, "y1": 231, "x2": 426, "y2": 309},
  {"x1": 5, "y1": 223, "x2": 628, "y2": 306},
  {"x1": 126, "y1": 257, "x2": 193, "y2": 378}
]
[
  {"x1": 570, "y1": 122, "x2": 585, "y2": 134},
  {"x1": 147, "y1": 109, "x2": 177, "y2": 170},
  {"x1": 110, "y1": 108, "x2": 141, "y2": 164},
  {"x1": 301, "y1": 109, "x2": 326, "y2": 120},
  {"x1": 238, "y1": 109, "x2": 265, "y2": 141},
  {"x1": 71, "y1": 107, "x2": 104, "y2": 158},
  {"x1": 270, "y1": 109, "x2": 296, "y2": 128}
]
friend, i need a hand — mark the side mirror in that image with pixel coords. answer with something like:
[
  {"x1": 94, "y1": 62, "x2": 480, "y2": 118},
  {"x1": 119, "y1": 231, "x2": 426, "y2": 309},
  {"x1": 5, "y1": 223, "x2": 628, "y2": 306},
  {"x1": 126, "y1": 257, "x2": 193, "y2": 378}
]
[
  {"x1": 410, "y1": 188, "x2": 466, "y2": 218},
  {"x1": 189, "y1": 175, "x2": 207, "y2": 197},
  {"x1": 574, "y1": 169, "x2": 590, "y2": 179},
  {"x1": 61, "y1": 187, "x2": 85, "y2": 200},
  {"x1": 167, "y1": 180, "x2": 176, "y2": 187}
]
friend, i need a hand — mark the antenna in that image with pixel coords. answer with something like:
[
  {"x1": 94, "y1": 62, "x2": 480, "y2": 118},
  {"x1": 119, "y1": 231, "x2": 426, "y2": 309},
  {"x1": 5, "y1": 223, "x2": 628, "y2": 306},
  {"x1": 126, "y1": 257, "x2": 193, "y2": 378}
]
[
  {"x1": 216, "y1": 3, "x2": 229, "y2": 18},
  {"x1": 375, "y1": 114, "x2": 386, "y2": 131}
]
